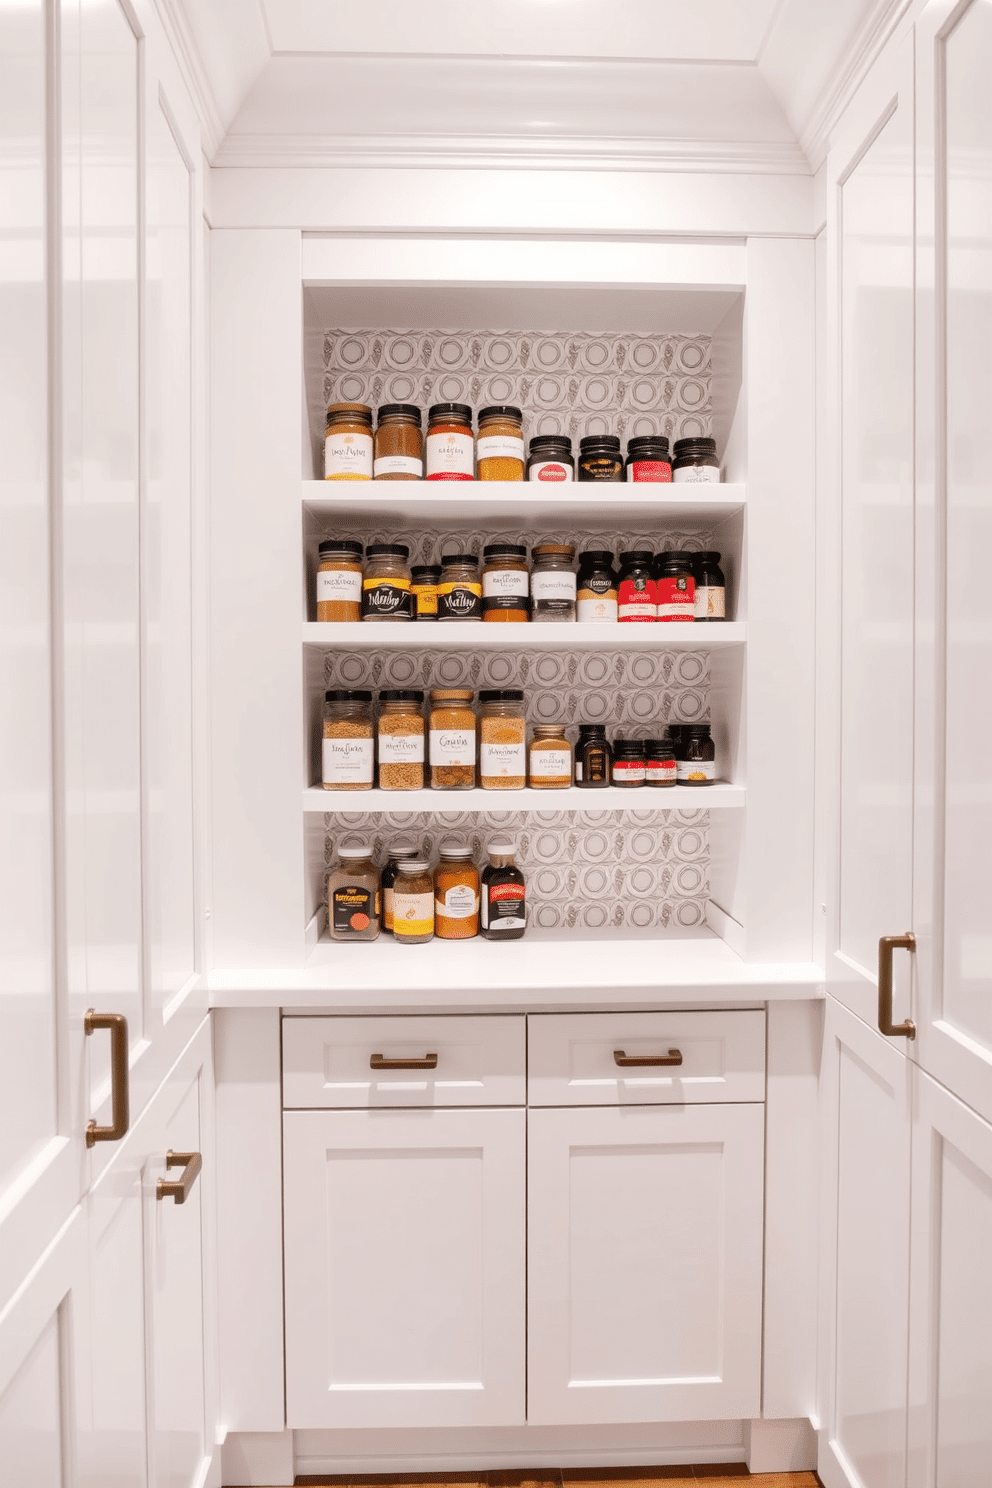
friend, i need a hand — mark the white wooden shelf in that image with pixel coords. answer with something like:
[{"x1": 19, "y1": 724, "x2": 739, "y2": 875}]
[
  {"x1": 303, "y1": 620, "x2": 746, "y2": 650},
  {"x1": 303, "y1": 783, "x2": 744, "y2": 813}
]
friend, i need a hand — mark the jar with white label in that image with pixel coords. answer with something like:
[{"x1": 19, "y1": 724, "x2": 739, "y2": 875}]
[
  {"x1": 391, "y1": 860, "x2": 435, "y2": 944},
  {"x1": 428, "y1": 689, "x2": 477, "y2": 790},
  {"x1": 377, "y1": 691, "x2": 425, "y2": 791},
  {"x1": 691, "y1": 550, "x2": 726, "y2": 621},
  {"x1": 479, "y1": 690, "x2": 526, "y2": 789},
  {"x1": 531, "y1": 542, "x2": 576, "y2": 622},
  {"x1": 426, "y1": 403, "x2": 474, "y2": 482},
  {"x1": 482, "y1": 542, "x2": 530, "y2": 621},
  {"x1": 672, "y1": 436, "x2": 720, "y2": 483},
  {"x1": 373, "y1": 404, "x2": 423, "y2": 481},
  {"x1": 434, "y1": 841, "x2": 480, "y2": 940},
  {"x1": 476, "y1": 406, "x2": 525, "y2": 481},
  {"x1": 676, "y1": 723, "x2": 716, "y2": 785},
  {"x1": 322, "y1": 691, "x2": 374, "y2": 791},
  {"x1": 528, "y1": 724, "x2": 572, "y2": 789},
  {"x1": 327, "y1": 840, "x2": 380, "y2": 941},
  {"x1": 316, "y1": 539, "x2": 363, "y2": 621},
  {"x1": 527, "y1": 435, "x2": 574, "y2": 482},
  {"x1": 324, "y1": 403, "x2": 373, "y2": 480}
]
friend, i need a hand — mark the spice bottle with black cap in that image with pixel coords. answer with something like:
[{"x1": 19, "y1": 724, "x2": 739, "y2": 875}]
[
  {"x1": 527, "y1": 435, "x2": 574, "y2": 481},
  {"x1": 361, "y1": 544, "x2": 412, "y2": 620},
  {"x1": 577, "y1": 433, "x2": 623, "y2": 482},
  {"x1": 373, "y1": 403, "x2": 423, "y2": 480},
  {"x1": 437, "y1": 554, "x2": 483, "y2": 621},
  {"x1": 617, "y1": 550, "x2": 657, "y2": 622},
  {"x1": 576, "y1": 550, "x2": 618, "y2": 622},
  {"x1": 672, "y1": 436, "x2": 720, "y2": 483},
  {"x1": 324, "y1": 402, "x2": 373, "y2": 480},
  {"x1": 477, "y1": 406, "x2": 525, "y2": 480},
  {"x1": 426, "y1": 403, "x2": 474, "y2": 481}
]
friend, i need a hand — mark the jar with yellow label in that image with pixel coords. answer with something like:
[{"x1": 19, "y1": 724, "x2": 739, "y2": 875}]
[
  {"x1": 477, "y1": 406, "x2": 525, "y2": 481},
  {"x1": 411, "y1": 564, "x2": 440, "y2": 620},
  {"x1": 324, "y1": 402, "x2": 373, "y2": 480},
  {"x1": 437, "y1": 554, "x2": 482, "y2": 621},
  {"x1": 361, "y1": 544, "x2": 412, "y2": 621},
  {"x1": 392, "y1": 859, "x2": 435, "y2": 944}
]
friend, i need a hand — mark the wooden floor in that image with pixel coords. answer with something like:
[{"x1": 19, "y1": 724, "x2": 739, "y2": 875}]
[{"x1": 291, "y1": 1469, "x2": 821, "y2": 1487}]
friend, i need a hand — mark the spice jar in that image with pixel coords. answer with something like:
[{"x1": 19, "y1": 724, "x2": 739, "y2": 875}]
[
  {"x1": 434, "y1": 841, "x2": 480, "y2": 940},
  {"x1": 528, "y1": 724, "x2": 572, "y2": 789},
  {"x1": 322, "y1": 690, "x2": 374, "y2": 790},
  {"x1": 617, "y1": 550, "x2": 657, "y2": 622},
  {"x1": 612, "y1": 738, "x2": 646, "y2": 788},
  {"x1": 531, "y1": 542, "x2": 576, "y2": 622},
  {"x1": 324, "y1": 402, "x2": 373, "y2": 481},
  {"x1": 362, "y1": 543, "x2": 412, "y2": 621},
  {"x1": 411, "y1": 564, "x2": 441, "y2": 620},
  {"x1": 428, "y1": 689, "x2": 477, "y2": 790},
  {"x1": 692, "y1": 550, "x2": 726, "y2": 621},
  {"x1": 672, "y1": 436, "x2": 720, "y2": 483},
  {"x1": 374, "y1": 403, "x2": 423, "y2": 481},
  {"x1": 677, "y1": 723, "x2": 716, "y2": 785},
  {"x1": 480, "y1": 840, "x2": 526, "y2": 940},
  {"x1": 480, "y1": 690, "x2": 526, "y2": 788},
  {"x1": 316, "y1": 539, "x2": 363, "y2": 622},
  {"x1": 644, "y1": 738, "x2": 677, "y2": 787},
  {"x1": 327, "y1": 840, "x2": 380, "y2": 941},
  {"x1": 482, "y1": 542, "x2": 530, "y2": 622},
  {"x1": 476, "y1": 406, "x2": 525, "y2": 481},
  {"x1": 437, "y1": 554, "x2": 482, "y2": 622},
  {"x1": 527, "y1": 435, "x2": 574, "y2": 482},
  {"x1": 391, "y1": 859, "x2": 435, "y2": 944},
  {"x1": 426, "y1": 403, "x2": 474, "y2": 481},
  {"x1": 578, "y1": 434, "x2": 623, "y2": 482},
  {"x1": 625, "y1": 435, "x2": 672, "y2": 482},
  {"x1": 574, "y1": 723, "x2": 612, "y2": 787},
  {"x1": 377, "y1": 690, "x2": 425, "y2": 791},
  {"x1": 381, "y1": 843, "x2": 420, "y2": 934},
  {"x1": 576, "y1": 550, "x2": 618, "y2": 623},
  {"x1": 654, "y1": 551, "x2": 696, "y2": 622}
]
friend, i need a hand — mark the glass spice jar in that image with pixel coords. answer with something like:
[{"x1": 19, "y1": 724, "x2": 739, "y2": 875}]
[
  {"x1": 644, "y1": 738, "x2": 677, "y2": 787},
  {"x1": 476, "y1": 405, "x2": 525, "y2": 481},
  {"x1": 426, "y1": 402, "x2": 474, "y2": 481},
  {"x1": 327, "y1": 840, "x2": 380, "y2": 941},
  {"x1": 362, "y1": 543, "x2": 413, "y2": 621},
  {"x1": 322, "y1": 690, "x2": 374, "y2": 790},
  {"x1": 391, "y1": 859, "x2": 435, "y2": 944},
  {"x1": 428, "y1": 689, "x2": 477, "y2": 790},
  {"x1": 381, "y1": 843, "x2": 420, "y2": 934},
  {"x1": 374, "y1": 403, "x2": 423, "y2": 481},
  {"x1": 625, "y1": 435, "x2": 673, "y2": 482},
  {"x1": 611, "y1": 738, "x2": 646, "y2": 788},
  {"x1": 528, "y1": 724, "x2": 572, "y2": 789},
  {"x1": 316, "y1": 539, "x2": 363, "y2": 622},
  {"x1": 411, "y1": 564, "x2": 441, "y2": 620},
  {"x1": 437, "y1": 554, "x2": 482, "y2": 621},
  {"x1": 324, "y1": 402, "x2": 373, "y2": 480},
  {"x1": 577, "y1": 434, "x2": 623, "y2": 482},
  {"x1": 617, "y1": 550, "x2": 657, "y2": 622},
  {"x1": 482, "y1": 542, "x2": 530, "y2": 622},
  {"x1": 672, "y1": 436, "x2": 720, "y2": 483},
  {"x1": 479, "y1": 690, "x2": 526, "y2": 788},
  {"x1": 576, "y1": 550, "x2": 618, "y2": 623},
  {"x1": 527, "y1": 435, "x2": 574, "y2": 482},
  {"x1": 377, "y1": 690, "x2": 425, "y2": 791},
  {"x1": 654, "y1": 551, "x2": 696, "y2": 622},
  {"x1": 531, "y1": 542, "x2": 576, "y2": 622},
  {"x1": 692, "y1": 550, "x2": 726, "y2": 621},
  {"x1": 574, "y1": 723, "x2": 612, "y2": 787},
  {"x1": 480, "y1": 840, "x2": 526, "y2": 940},
  {"x1": 677, "y1": 723, "x2": 716, "y2": 785},
  {"x1": 434, "y1": 841, "x2": 480, "y2": 940}
]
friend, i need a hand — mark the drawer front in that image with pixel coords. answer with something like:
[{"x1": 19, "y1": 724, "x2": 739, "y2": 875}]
[
  {"x1": 528, "y1": 1010, "x2": 765, "y2": 1106},
  {"x1": 283, "y1": 1014, "x2": 526, "y2": 1108}
]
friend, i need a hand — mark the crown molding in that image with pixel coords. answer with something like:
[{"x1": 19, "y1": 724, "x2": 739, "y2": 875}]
[
  {"x1": 152, "y1": 0, "x2": 229, "y2": 157},
  {"x1": 797, "y1": 0, "x2": 917, "y2": 169}
]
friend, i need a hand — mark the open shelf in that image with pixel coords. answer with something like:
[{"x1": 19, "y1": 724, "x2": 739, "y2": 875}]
[
  {"x1": 303, "y1": 620, "x2": 745, "y2": 651},
  {"x1": 304, "y1": 783, "x2": 744, "y2": 813}
]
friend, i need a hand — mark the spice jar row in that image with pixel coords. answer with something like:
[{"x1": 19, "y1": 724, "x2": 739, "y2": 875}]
[
  {"x1": 324, "y1": 400, "x2": 721, "y2": 484},
  {"x1": 573, "y1": 723, "x2": 717, "y2": 787},
  {"x1": 316, "y1": 542, "x2": 726, "y2": 623},
  {"x1": 327, "y1": 837, "x2": 527, "y2": 944}
]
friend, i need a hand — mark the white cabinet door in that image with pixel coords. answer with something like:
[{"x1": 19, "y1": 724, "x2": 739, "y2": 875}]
[
  {"x1": 817, "y1": 998, "x2": 912, "y2": 1488},
  {"x1": 283, "y1": 1106, "x2": 526, "y2": 1428},
  {"x1": 527, "y1": 1102, "x2": 764, "y2": 1425}
]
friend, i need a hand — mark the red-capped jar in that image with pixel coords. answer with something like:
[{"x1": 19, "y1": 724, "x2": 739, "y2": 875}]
[
  {"x1": 617, "y1": 550, "x2": 657, "y2": 622},
  {"x1": 425, "y1": 403, "x2": 474, "y2": 481},
  {"x1": 644, "y1": 738, "x2": 677, "y2": 787},
  {"x1": 654, "y1": 551, "x2": 696, "y2": 622},
  {"x1": 625, "y1": 436, "x2": 672, "y2": 482}
]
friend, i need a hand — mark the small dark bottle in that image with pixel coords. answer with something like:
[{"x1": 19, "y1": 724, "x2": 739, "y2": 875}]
[
  {"x1": 644, "y1": 738, "x2": 677, "y2": 787},
  {"x1": 611, "y1": 738, "x2": 646, "y2": 788},
  {"x1": 480, "y1": 840, "x2": 526, "y2": 940},
  {"x1": 625, "y1": 435, "x2": 672, "y2": 482},
  {"x1": 575, "y1": 723, "x2": 612, "y2": 787},
  {"x1": 617, "y1": 550, "x2": 657, "y2": 622},
  {"x1": 577, "y1": 434, "x2": 623, "y2": 482},
  {"x1": 654, "y1": 551, "x2": 696, "y2": 622},
  {"x1": 677, "y1": 723, "x2": 716, "y2": 786},
  {"x1": 691, "y1": 550, "x2": 726, "y2": 622},
  {"x1": 672, "y1": 436, "x2": 720, "y2": 483}
]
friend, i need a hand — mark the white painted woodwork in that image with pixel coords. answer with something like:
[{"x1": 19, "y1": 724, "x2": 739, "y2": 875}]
[
  {"x1": 305, "y1": 785, "x2": 747, "y2": 813},
  {"x1": 283, "y1": 1106, "x2": 526, "y2": 1428},
  {"x1": 0, "y1": 1315, "x2": 64, "y2": 1488},
  {"x1": 527, "y1": 1101, "x2": 764, "y2": 1424},
  {"x1": 283, "y1": 1014, "x2": 526, "y2": 1109},
  {"x1": 527, "y1": 1010, "x2": 765, "y2": 1107},
  {"x1": 817, "y1": 997, "x2": 911, "y2": 1488},
  {"x1": 303, "y1": 621, "x2": 747, "y2": 653},
  {"x1": 303, "y1": 480, "x2": 748, "y2": 525}
]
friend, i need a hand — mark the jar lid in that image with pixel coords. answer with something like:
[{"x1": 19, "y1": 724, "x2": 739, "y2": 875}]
[
  {"x1": 482, "y1": 542, "x2": 527, "y2": 559},
  {"x1": 685, "y1": 723, "x2": 712, "y2": 735},
  {"x1": 428, "y1": 402, "x2": 472, "y2": 421},
  {"x1": 378, "y1": 689, "x2": 425, "y2": 703},
  {"x1": 318, "y1": 539, "x2": 363, "y2": 557},
  {"x1": 531, "y1": 542, "x2": 576, "y2": 559},
  {"x1": 325, "y1": 689, "x2": 372, "y2": 703},
  {"x1": 478, "y1": 405, "x2": 522, "y2": 422},
  {"x1": 577, "y1": 549, "x2": 615, "y2": 566},
  {"x1": 577, "y1": 722, "x2": 607, "y2": 734},
  {"x1": 365, "y1": 543, "x2": 410, "y2": 559},
  {"x1": 396, "y1": 859, "x2": 430, "y2": 874},
  {"x1": 529, "y1": 434, "x2": 573, "y2": 453},
  {"x1": 386, "y1": 843, "x2": 420, "y2": 860},
  {"x1": 579, "y1": 434, "x2": 620, "y2": 450},
  {"x1": 655, "y1": 551, "x2": 694, "y2": 572},
  {"x1": 326, "y1": 402, "x2": 372, "y2": 422},
  {"x1": 673, "y1": 436, "x2": 717, "y2": 455},
  {"x1": 627, "y1": 434, "x2": 671, "y2": 450},
  {"x1": 337, "y1": 838, "x2": 372, "y2": 858},
  {"x1": 487, "y1": 840, "x2": 516, "y2": 856},
  {"x1": 438, "y1": 839, "x2": 475, "y2": 859},
  {"x1": 429, "y1": 688, "x2": 474, "y2": 702},
  {"x1": 479, "y1": 689, "x2": 524, "y2": 703},
  {"x1": 667, "y1": 723, "x2": 686, "y2": 737},
  {"x1": 411, "y1": 564, "x2": 442, "y2": 578},
  {"x1": 377, "y1": 403, "x2": 421, "y2": 422},
  {"x1": 532, "y1": 724, "x2": 567, "y2": 736},
  {"x1": 643, "y1": 738, "x2": 675, "y2": 755},
  {"x1": 439, "y1": 553, "x2": 479, "y2": 569},
  {"x1": 693, "y1": 550, "x2": 722, "y2": 563},
  {"x1": 618, "y1": 549, "x2": 654, "y2": 566},
  {"x1": 613, "y1": 739, "x2": 645, "y2": 756}
]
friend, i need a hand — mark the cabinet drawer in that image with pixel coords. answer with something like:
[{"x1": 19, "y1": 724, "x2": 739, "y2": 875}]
[
  {"x1": 528, "y1": 1010, "x2": 765, "y2": 1106},
  {"x1": 282, "y1": 1015, "x2": 526, "y2": 1108}
]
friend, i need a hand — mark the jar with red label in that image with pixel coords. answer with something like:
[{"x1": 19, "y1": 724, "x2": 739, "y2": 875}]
[
  {"x1": 611, "y1": 739, "x2": 646, "y2": 787},
  {"x1": 654, "y1": 551, "x2": 696, "y2": 622},
  {"x1": 527, "y1": 435, "x2": 574, "y2": 482},
  {"x1": 426, "y1": 403, "x2": 474, "y2": 481},
  {"x1": 617, "y1": 550, "x2": 657, "y2": 622},
  {"x1": 480, "y1": 841, "x2": 526, "y2": 940},
  {"x1": 644, "y1": 738, "x2": 677, "y2": 787},
  {"x1": 625, "y1": 435, "x2": 672, "y2": 482}
]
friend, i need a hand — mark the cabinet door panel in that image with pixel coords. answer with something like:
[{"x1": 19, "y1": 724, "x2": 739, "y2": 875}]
[
  {"x1": 527, "y1": 1102, "x2": 763, "y2": 1424},
  {"x1": 284, "y1": 1107, "x2": 525, "y2": 1428}
]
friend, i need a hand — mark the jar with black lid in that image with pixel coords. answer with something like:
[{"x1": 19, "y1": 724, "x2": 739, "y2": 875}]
[
  {"x1": 527, "y1": 435, "x2": 574, "y2": 482},
  {"x1": 612, "y1": 739, "x2": 646, "y2": 788},
  {"x1": 411, "y1": 564, "x2": 441, "y2": 620},
  {"x1": 578, "y1": 434, "x2": 623, "y2": 482},
  {"x1": 672, "y1": 436, "x2": 720, "y2": 483},
  {"x1": 477, "y1": 405, "x2": 525, "y2": 481},
  {"x1": 654, "y1": 551, "x2": 696, "y2": 622},
  {"x1": 381, "y1": 843, "x2": 420, "y2": 934},
  {"x1": 575, "y1": 723, "x2": 612, "y2": 787},
  {"x1": 617, "y1": 550, "x2": 657, "y2": 622},
  {"x1": 692, "y1": 550, "x2": 726, "y2": 621},
  {"x1": 625, "y1": 436, "x2": 673, "y2": 483},
  {"x1": 482, "y1": 542, "x2": 530, "y2": 621},
  {"x1": 426, "y1": 402, "x2": 474, "y2": 481},
  {"x1": 437, "y1": 554, "x2": 482, "y2": 621},
  {"x1": 480, "y1": 841, "x2": 526, "y2": 940},
  {"x1": 576, "y1": 550, "x2": 618, "y2": 623},
  {"x1": 316, "y1": 539, "x2": 363, "y2": 622},
  {"x1": 362, "y1": 543, "x2": 412, "y2": 620},
  {"x1": 374, "y1": 403, "x2": 423, "y2": 480},
  {"x1": 531, "y1": 542, "x2": 576, "y2": 622},
  {"x1": 676, "y1": 723, "x2": 716, "y2": 786},
  {"x1": 644, "y1": 738, "x2": 677, "y2": 787},
  {"x1": 324, "y1": 402, "x2": 373, "y2": 481}
]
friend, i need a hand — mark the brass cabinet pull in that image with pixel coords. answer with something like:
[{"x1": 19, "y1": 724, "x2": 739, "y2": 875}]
[
  {"x1": 614, "y1": 1048, "x2": 683, "y2": 1067},
  {"x1": 878, "y1": 933, "x2": 917, "y2": 1040},
  {"x1": 157, "y1": 1150, "x2": 203, "y2": 1205},
  {"x1": 370, "y1": 1052, "x2": 438, "y2": 1070},
  {"x1": 84, "y1": 1010, "x2": 130, "y2": 1147}
]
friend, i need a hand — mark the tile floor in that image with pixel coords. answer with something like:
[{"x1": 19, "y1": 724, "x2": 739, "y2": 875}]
[{"x1": 290, "y1": 1469, "x2": 822, "y2": 1487}]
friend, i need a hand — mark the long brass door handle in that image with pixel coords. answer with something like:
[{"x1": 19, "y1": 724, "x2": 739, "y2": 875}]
[
  {"x1": 370, "y1": 1052, "x2": 438, "y2": 1070},
  {"x1": 614, "y1": 1048, "x2": 683, "y2": 1067},
  {"x1": 878, "y1": 933, "x2": 917, "y2": 1039},
  {"x1": 157, "y1": 1150, "x2": 202, "y2": 1204},
  {"x1": 85, "y1": 1010, "x2": 130, "y2": 1147}
]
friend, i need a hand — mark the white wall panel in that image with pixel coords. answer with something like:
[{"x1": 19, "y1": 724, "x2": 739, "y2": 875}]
[{"x1": 0, "y1": 1316, "x2": 63, "y2": 1487}]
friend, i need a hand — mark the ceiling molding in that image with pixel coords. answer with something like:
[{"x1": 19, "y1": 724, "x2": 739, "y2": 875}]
[
  {"x1": 797, "y1": 0, "x2": 916, "y2": 168},
  {"x1": 152, "y1": 0, "x2": 230, "y2": 157}
]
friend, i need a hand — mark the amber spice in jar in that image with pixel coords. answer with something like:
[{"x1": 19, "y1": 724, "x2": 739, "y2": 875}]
[
  {"x1": 316, "y1": 539, "x2": 363, "y2": 622},
  {"x1": 377, "y1": 690, "x2": 425, "y2": 790},
  {"x1": 476, "y1": 406, "x2": 525, "y2": 481},
  {"x1": 528, "y1": 724, "x2": 572, "y2": 789},
  {"x1": 434, "y1": 841, "x2": 480, "y2": 939},
  {"x1": 480, "y1": 690, "x2": 526, "y2": 788},
  {"x1": 428, "y1": 689, "x2": 477, "y2": 789},
  {"x1": 374, "y1": 404, "x2": 423, "y2": 480},
  {"x1": 324, "y1": 403, "x2": 373, "y2": 480}
]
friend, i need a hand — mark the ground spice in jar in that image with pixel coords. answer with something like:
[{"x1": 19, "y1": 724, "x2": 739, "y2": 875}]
[
  {"x1": 374, "y1": 404, "x2": 423, "y2": 480},
  {"x1": 479, "y1": 690, "x2": 526, "y2": 788},
  {"x1": 377, "y1": 690, "x2": 425, "y2": 790},
  {"x1": 322, "y1": 691, "x2": 374, "y2": 790},
  {"x1": 381, "y1": 844, "x2": 419, "y2": 933},
  {"x1": 476, "y1": 406, "x2": 525, "y2": 481},
  {"x1": 437, "y1": 554, "x2": 482, "y2": 621},
  {"x1": 428, "y1": 689, "x2": 477, "y2": 789},
  {"x1": 426, "y1": 403, "x2": 474, "y2": 481},
  {"x1": 482, "y1": 542, "x2": 530, "y2": 622},
  {"x1": 324, "y1": 403, "x2": 373, "y2": 480},
  {"x1": 392, "y1": 859, "x2": 435, "y2": 944},
  {"x1": 528, "y1": 724, "x2": 572, "y2": 789},
  {"x1": 316, "y1": 540, "x2": 363, "y2": 622},
  {"x1": 411, "y1": 564, "x2": 440, "y2": 620},
  {"x1": 327, "y1": 840, "x2": 380, "y2": 940},
  {"x1": 433, "y1": 841, "x2": 480, "y2": 939},
  {"x1": 576, "y1": 550, "x2": 618, "y2": 623}
]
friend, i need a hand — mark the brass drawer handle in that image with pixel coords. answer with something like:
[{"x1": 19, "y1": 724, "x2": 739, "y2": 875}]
[
  {"x1": 370, "y1": 1052, "x2": 438, "y2": 1070},
  {"x1": 878, "y1": 933, "x2": 917, "y2": 1039},
  {"x1": 84, "y1": 1010, "x2": 130, "y2": 1147},
  {"x1": 157, "y1": 1150, "x2": 202, "y2": 1205},
  {"x1": 614, "y1": 1048, "x2": 683, "y2": 1068}
]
